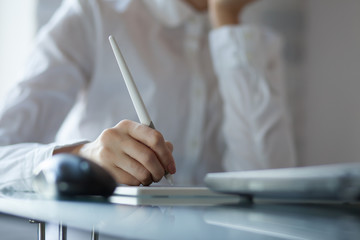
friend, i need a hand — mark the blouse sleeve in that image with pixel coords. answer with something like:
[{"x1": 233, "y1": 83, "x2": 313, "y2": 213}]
[
  {"x1": 0, "y1": 0, "x2": 95, "y2": 191},
  {"x1": 209, "y1": 25, "x2": 296, "y2": 171}
]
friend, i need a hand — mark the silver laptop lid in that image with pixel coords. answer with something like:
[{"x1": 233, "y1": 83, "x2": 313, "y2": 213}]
[{"x1": 205, "y1": 163, "x2": 360, "y2": 201}]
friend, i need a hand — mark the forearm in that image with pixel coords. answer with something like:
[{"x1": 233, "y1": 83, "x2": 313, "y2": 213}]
[
  {"x1": 53, "y1": 142, "x2": 86, "y2": 155},
  {"x1": 0, "y1": 139, "x2": 91, "y2": 191},
  {"x1": 0, "y1": 143, "x2": 56, "y2": 191}
]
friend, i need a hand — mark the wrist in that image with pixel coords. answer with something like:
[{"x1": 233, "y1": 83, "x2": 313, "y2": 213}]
[
  {"x1": 53, "y1": 142, "x2": 87, "y2": 156},
  {"x1": 209, "y1": 4, "x2": 237, "y2": 28},
  {"x1": 208, "y1": 1, "x2": 251, "y2": 29}
]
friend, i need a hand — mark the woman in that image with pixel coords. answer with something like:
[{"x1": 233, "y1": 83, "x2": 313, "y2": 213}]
[{"x1": 0, "y1": 0, "x2": 295, "y2": 190}]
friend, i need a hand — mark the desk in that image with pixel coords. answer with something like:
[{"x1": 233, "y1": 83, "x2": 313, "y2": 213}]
[{"x1": 0, "y1": 192, "x2": 360, "y2": 240}]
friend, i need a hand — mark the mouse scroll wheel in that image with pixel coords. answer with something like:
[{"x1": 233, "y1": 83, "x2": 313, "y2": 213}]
[{"x1": 79, "y1": 161, "x2": 90, "y2": 172}]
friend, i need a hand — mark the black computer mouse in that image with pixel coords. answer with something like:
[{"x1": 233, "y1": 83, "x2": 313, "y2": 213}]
[{"x1": 33, "y1": 153, "x2": 117, "y2": 198}]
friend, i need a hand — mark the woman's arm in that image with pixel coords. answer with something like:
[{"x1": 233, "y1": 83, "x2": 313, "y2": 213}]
[{"x1": 208, "y1": 1, "x2": 296, "y2": 170}]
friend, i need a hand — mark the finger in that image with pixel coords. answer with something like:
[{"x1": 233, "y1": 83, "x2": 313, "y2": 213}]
[
  {"x1": 89, "y1": 146, "x2": 143, "y2": 186},
  {"x1": 165, "y1": 141, "x2": 173, "y2": 152},
  {"x1": 136, "y1": 126, "x2": 176, "y2": 174},
  {"x1": 95, "y1": 122, "x2": 165, "y2": 184},
  {"x1": 114, "y1": 154, "x2": 155, "y2": 186},
  {"x1": 102, "y1": 161, "x2": 141, "y2": 186},
  {"x1": 117, "y1": 120, "x2": 176, "y2": 174},
  {"x1": 102, "y1": 125, "x2": 166, "y2": 182},
  {"x1": 116, "y1": 137, "x2": 165, "y2": 183}
]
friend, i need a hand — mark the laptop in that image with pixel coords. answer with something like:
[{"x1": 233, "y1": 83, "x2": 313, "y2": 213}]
[{"x1": 204, "y1": 163, "x2": 360, "y2": 201}]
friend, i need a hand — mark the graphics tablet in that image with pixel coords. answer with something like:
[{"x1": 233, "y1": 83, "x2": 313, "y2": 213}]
[
  {"x1": 110, "y1": 186, "x2": 241, "y2": 206},
  {"x1": 113, "y1": 186, "x2": 237, "y2": 197},
  {"x1": 205, "y1": 163, "x2": 360, "y2": 201}
]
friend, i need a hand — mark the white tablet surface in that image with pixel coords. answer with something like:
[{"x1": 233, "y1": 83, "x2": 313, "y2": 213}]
[
  {"x1": 110, "y1": 186, "x2": 241, "y2": 206},
  {"x1": 113, "y1": 186, "x2": 235, "y2": 198}
]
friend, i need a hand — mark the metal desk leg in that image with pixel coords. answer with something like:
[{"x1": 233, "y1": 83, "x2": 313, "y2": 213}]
[
  {"x1": 59, "y1": 222, "x2": 67, "y2": 240},
  {"x1": 29, "y1": 219, "x2": 45, "y2": 240},
  {"x1": 91, "y1": 227, "x2": 99, "y2": 240}
]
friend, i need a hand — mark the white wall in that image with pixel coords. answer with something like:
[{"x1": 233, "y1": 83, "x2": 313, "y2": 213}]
[
  {"x1": 245, "y1": 0, "x2": 360, "y2": 166},
  {"x1": 0, "y1": 0, "x2": 37, "y2": 99},
  {"x1": 303, "y1": 0, "x2": 360, "y2": 165}
]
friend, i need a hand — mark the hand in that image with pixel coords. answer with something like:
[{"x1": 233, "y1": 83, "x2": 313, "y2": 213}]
[
  {"x1": 56, "y1": 120, "x2": 176, "y2": 186},
  {"x1": 208, "y1": 0, "x2": 256, "y2": 28}
]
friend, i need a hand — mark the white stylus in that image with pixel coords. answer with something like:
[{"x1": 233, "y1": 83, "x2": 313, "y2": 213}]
[{"x1": 109, "y1": 35, "x2": 174, "y2": 185}]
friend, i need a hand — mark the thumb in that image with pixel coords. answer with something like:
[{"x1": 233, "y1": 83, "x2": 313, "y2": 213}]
[{"x1": 165, "y1": 141, "x2": 173, "y2": 153}]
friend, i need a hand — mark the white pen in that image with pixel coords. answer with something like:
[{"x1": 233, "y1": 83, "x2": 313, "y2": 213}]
[{"x1": 109, "y1": 35, "x2": 174, "y2": 185}]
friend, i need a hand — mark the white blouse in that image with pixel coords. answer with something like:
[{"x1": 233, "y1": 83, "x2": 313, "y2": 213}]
[{"x1": 0, "y1": 0, "x2": 296, "y2": 190}]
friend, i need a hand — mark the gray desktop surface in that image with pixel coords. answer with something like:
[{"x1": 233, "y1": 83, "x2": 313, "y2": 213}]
[{"x1": 0, "y1": 191, "x2": 360, "y2": 239}]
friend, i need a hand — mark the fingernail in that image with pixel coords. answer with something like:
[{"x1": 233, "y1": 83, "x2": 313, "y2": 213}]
[{"x1": 168, "y1": 162, "x2": 176, "y2": 174}]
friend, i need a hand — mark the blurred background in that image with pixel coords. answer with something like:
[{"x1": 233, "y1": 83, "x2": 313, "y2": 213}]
[{"x1": 1, "y1": 0, "x2": 360, "y2": 169}]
